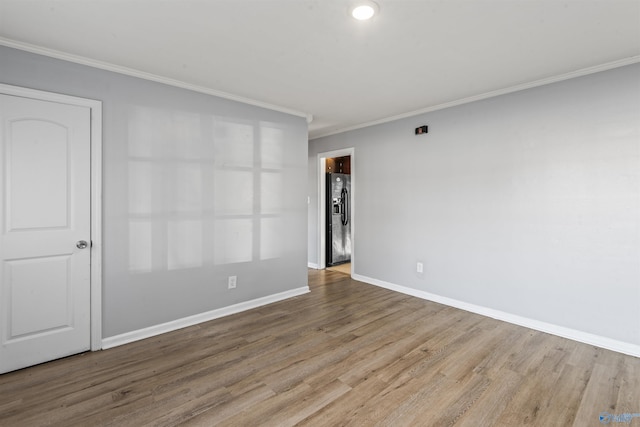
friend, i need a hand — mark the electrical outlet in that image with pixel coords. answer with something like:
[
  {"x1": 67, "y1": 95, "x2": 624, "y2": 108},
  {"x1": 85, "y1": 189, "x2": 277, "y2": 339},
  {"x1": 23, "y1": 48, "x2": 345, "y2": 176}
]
[
  {"x1": 228, "y1": 275, "x2": 237, "y2": 289},
  {"x1": 416, "y1": 262, "x2": 424, "y2": 273}
]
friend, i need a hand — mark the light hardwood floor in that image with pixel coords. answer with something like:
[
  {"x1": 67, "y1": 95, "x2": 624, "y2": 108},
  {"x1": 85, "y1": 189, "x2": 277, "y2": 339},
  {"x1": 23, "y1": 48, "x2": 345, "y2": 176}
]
[
  {"x1": 1, "y1": 269, "x2": 638, "y2": 426},
  {"x1": 326, "y1": 262, "x2": 351, "y2": 275}
]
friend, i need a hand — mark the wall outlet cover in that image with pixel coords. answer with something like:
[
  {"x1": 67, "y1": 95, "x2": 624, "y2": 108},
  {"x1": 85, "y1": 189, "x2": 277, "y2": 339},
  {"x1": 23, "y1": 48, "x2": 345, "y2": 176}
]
[{"x1": 228, "y1": 276, "x2": 237, "y2": 289}]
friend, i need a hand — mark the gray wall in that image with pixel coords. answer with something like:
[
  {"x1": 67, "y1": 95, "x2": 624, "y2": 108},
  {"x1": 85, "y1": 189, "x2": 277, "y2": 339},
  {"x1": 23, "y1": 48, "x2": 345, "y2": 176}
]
[
  {"x1": 1, "y1": 46, "x2": 309, "y2": 338},
  {"x1": 309, "y1": 63, "x2": 640, "y2": 346}
]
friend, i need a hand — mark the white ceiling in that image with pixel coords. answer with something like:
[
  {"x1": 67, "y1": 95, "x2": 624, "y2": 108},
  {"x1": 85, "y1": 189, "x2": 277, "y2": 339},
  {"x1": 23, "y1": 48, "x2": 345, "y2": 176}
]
[{"x1": 1, "y1": 0, "x2": 639, "y2": 139}]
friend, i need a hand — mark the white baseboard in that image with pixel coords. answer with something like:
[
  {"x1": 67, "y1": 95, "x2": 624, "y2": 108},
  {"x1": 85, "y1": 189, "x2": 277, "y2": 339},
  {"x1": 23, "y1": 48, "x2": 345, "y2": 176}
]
[
  {"x1": 308, "y1": 262, "x2": 320, "y2": 269},
  {"x1": 102, "y1": 286, "x2": 310, "y2": 349},
  {"x1": 353, "y1": 274, "x2": 640, "y2": 358}
]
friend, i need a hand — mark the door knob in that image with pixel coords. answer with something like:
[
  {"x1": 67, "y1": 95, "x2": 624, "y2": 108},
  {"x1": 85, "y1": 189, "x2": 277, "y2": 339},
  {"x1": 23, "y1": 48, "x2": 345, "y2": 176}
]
[{"x1": 76, "y1": 240, "x2": 88, "y2": 249}]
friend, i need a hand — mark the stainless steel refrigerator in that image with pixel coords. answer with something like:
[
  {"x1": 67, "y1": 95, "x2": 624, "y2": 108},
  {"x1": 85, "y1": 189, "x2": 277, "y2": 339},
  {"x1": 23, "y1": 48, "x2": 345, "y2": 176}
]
[{"x1": 326, "y1": 173, "x2": 351, "y2": 266}]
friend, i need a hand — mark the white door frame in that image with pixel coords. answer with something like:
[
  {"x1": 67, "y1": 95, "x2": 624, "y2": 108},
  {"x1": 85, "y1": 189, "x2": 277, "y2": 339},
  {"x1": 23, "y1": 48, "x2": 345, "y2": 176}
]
[
  {"x1": 317, "y1": 147, "x2": 354, "y2": 272},
  {"x1": 0, "y1": 83, "x2": 103, "y2": 351}
]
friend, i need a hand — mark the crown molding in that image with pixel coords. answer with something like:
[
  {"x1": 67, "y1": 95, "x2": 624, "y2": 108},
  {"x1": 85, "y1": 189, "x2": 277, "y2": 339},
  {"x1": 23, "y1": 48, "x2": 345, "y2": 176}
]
[
  {"x1": 310, "y1": 55, "x2": 640, "y2": 140},
  {"x1": 0, "y1": 37, "x2": 311, "y2": 121},
  {"x1": 3, "y1": 37, "x2": 636, "y2": 139}
]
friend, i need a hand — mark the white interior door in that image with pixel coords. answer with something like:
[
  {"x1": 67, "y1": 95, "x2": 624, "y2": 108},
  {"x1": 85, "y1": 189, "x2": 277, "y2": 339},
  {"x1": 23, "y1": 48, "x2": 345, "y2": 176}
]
[{"x1": 0, "y1": 93, "x2": 91, "y2": 374}]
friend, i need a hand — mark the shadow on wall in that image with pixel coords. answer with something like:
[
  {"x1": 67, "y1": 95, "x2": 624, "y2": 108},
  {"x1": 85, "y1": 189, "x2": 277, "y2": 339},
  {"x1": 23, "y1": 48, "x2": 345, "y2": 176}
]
[{"x1": 126, "y1": 105, "x2": 286, "y2": 273}]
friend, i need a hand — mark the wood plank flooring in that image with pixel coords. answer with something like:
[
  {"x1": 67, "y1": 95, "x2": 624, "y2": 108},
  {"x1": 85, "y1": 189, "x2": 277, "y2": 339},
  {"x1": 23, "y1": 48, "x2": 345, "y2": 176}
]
[
  {"x1": 1, "y1": 269, "x2": 639, "y2": 426},
  {"x1": 326, "y1": 263, "x2": 351, "y2": 275}
]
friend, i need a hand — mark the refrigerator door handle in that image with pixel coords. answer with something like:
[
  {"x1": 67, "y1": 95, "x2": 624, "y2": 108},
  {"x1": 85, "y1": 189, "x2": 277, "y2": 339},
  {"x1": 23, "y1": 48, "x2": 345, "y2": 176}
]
[{"x1": 341, "y1": 187, "x2": 349, "y2": 226}]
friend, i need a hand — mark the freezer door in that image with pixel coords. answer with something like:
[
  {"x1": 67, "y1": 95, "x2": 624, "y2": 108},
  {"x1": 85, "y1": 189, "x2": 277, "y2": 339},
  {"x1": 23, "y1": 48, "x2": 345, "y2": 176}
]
[{"x1": 327, "y1": 173, "x2": 351, "y2": 266}]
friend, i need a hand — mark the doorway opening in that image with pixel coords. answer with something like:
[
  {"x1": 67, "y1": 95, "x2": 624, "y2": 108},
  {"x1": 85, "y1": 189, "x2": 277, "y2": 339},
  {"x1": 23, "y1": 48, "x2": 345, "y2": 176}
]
[{"x1": 318, "y1": 148, "x2": 354, "y2": 275}]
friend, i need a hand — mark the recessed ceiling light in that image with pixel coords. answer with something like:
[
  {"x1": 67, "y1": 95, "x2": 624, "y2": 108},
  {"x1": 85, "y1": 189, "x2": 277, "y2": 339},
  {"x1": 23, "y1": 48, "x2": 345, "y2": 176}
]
[{"x1": 350, "y1": 0, "x2": 379, "y2": 21}]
